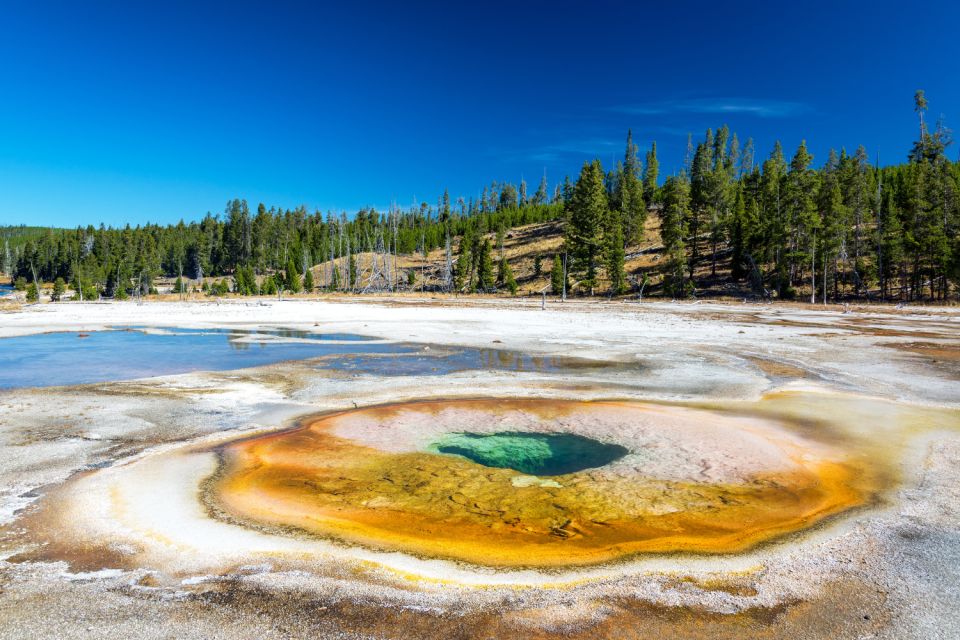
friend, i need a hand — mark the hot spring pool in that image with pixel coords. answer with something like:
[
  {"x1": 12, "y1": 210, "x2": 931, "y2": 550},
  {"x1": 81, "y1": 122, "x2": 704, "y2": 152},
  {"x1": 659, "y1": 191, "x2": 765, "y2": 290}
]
[{"x1": 207, "y1": 398, "x2": 875, "y2": 567}]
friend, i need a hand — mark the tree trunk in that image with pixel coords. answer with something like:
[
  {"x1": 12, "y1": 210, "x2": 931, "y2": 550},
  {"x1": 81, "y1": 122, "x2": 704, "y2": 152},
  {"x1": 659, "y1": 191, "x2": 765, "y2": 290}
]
[
  {"x1": 810, "y1": 235, "x2": 816, "y2": 304},
  {"x1": 823, "y1": 250, "x2": 828, "y2": 305}
]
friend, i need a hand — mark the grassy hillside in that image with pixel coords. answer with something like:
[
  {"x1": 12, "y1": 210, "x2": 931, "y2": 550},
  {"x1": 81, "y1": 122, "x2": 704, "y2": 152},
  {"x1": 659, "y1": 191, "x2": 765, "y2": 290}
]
[{"x1": 305, "y1": 215, "x2": 752, "y2": 299}]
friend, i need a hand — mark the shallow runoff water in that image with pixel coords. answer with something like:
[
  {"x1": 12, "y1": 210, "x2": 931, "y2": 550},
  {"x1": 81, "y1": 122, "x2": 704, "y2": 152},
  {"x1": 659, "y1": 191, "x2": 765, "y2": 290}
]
[
  {"x1": 0, "y1": 326, "x2": 611, "y2": 389},
  {"x1": 0, "y1": 327, "x2": 407, "y2": 389}
]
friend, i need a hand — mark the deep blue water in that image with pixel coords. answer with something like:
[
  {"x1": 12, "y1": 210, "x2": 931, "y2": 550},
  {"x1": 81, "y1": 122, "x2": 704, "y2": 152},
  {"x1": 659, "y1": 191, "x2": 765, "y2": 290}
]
[{"x1": 0, "y1": 327, "x2": 408, "y2": 389}]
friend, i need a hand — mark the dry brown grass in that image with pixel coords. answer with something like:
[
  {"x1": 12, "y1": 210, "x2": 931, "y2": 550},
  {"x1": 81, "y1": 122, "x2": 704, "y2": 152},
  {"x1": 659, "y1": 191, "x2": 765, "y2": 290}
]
[{"x1": 302, "y1": 217, "x2": 673, "y2": 296}]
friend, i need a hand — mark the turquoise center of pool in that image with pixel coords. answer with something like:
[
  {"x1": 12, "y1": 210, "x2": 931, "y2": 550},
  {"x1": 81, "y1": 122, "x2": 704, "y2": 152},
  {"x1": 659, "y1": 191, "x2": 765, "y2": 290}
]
[{"x1": 431, "y1": 432, "x2": 628, "y2": 476}]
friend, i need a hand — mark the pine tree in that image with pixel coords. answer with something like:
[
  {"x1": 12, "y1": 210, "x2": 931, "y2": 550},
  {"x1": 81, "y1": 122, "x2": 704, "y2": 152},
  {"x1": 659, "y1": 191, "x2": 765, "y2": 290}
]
[
  {"x1": 441, "y1": 189, "x2": 451, "y2": 223},
  {"x1": 551, "y1": 254, "x2": 565, "y2": 295},
  {"x1": 476, "y1": 239, "x2": 494, "y2": 291},
  {"x1": 607, "y1": 165, "x2": 620, "y2": 203},
  {"x1": 903, "y1": 90, "x2": 954, "y2": 299},
  {"x1": 660, "y1": 175, "x2": 691, "y2": 297},
  {"x1": 760, "y1": 141, "x2": 788, "y2": 279},
  {"x1": 821, "y1": 180, "x2": 845, "y2": 301},
  {"x1": 689, "y1": 133, "x2": 713, "y2": 269},
  {"x1": 740, "y1": 170, "x2": 763, "y2": 286},
  {"x1": 454, "y1": 230, "x2": 473, "y2": 291},
  {"x1": 850, "y1": 146, "x2": 875, "y2": 294},
  {"x1": 561, "y1": 176, "x2": 574, "y2": 204},
  {"x1": 605, "y1": 222, "x2": 627, "y2": 295},
  {"x1": 233, "y1": 268, "x2": 246, "y2": 295},
  {"x1": 730, "y1": 185, "x2": 747, "y2": 280},
  {"x1": 783, "y1": 140, "x2": 819, "y2": 299},
  {"x1": 285, "y1": 258, "x2": 301, "y2": 293},
  {"x1": 534, "y1": 172, "x2": 548, "y2": 205},
  {"x1": 565, "y1": 160, "x2": 609, "y2": 291},
  {"x1": 644, "y1": 142, "x2": 659, "y2": 203},
  {"x1": 817, "y1": 149, "x2": 846, "y2": 301},
  {"x1": 330, "y1": 265, "x2": 341, "y2": 291},
  {"x1": 707, "y1": 126, "x2": 736, "y2": 277},
  {"x1": 249, "y1": 266, "x2": 259, "y2": 294},
  {"x1": 499, "y1": 184, "x2": 518, "y2": 210},
  {"x1": 740, "y1": 138, "x2": 756, "y2": 176},
  {"x1": 303, "y1": 268, "x2": 314, "y2": 292},
  {"x1": 51, "y1": 277, "x2": 65, "y2": 301},
  {"x1": 618, "y1": 130, "x2": 645, "y2": 245},
  {"x1": 261, "y1": 274, "x2": 276, "y2": 295},
  {"x1": 497, "y1": 256, "x2": 518, "y2": 294}
]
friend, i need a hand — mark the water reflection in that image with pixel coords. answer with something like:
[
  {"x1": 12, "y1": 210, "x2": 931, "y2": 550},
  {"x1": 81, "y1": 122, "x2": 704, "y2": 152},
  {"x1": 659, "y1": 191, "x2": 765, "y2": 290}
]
[
  {"x1": 0, "y1": 327, "x2": 408, "y2": 389},
  {"x1": 0, "y1": 326, "x2": 616, "y2": 389},
  {"x1": 125, "y1": 326, "x2": 374, "y2": 342},
  {"x1": 325, "y1": 348, "x2": 613, "y2": 376}
]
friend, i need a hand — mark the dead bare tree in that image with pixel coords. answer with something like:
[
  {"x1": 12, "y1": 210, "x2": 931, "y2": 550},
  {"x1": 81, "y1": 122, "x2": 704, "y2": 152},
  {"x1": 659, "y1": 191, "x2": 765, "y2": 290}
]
[
  {"x1": 391, "y1": 205, "x2": 399, "y2": 291},
  {"x1": 327, "y1": 217, "x2": 336, "y2": 289},
  {"x1": 810, "y1": 232, "x2": 816, "y2": 305},
  {"x1": 363, "y1": 225, "x2": 390, "y2": 293},
  {"x1": 343, "y1": 233, "x2": 354, "y2": 291},
  {"x1": 420, "y1": 226, "x2": 426, "y2": 293},
  {"x1": 443, "y1": 232, "x2": 453, "y2": 292},
  {"x1": 561, "y1": 253, "x2": 568, "y2": 302}
]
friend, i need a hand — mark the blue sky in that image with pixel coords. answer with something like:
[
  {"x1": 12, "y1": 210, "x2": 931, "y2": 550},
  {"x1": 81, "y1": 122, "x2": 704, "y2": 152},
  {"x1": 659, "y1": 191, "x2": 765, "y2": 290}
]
[{"x1": 1, "y1": 1, "x2": 958, "y2": 227}]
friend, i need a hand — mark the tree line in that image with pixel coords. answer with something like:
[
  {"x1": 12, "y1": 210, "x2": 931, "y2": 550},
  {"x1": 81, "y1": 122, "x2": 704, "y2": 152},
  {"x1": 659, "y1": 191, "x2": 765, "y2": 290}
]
[
  {"x1": 3, "y1": 187, "x2": 561, "y2": 297},
  {"x1": 3, "y1": 91, "x2": 958, "y2": 302},
  {"x1": 560, "y1": 91, "x2": 958, "y2": 301}
]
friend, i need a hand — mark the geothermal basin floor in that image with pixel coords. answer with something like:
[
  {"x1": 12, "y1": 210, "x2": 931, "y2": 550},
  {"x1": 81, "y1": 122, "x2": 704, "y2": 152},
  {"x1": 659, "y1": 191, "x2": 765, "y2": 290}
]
[{"x1": 0, "y1": 298, "x2": 958, "y2": 639}]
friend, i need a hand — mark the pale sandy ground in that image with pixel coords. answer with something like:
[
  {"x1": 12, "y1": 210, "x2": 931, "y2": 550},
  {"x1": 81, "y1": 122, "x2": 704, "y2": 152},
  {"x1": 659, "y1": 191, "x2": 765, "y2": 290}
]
[{"x1": 0, "y1": 298, "x2": 959, "y2": 639}]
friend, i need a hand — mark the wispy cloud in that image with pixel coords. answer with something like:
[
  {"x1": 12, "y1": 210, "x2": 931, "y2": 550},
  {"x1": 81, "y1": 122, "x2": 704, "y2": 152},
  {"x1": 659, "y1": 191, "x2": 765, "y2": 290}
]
[
  {"x1": 540, "y1": 138, "x2": 623, "y2": 155},
  {"x1": 496, "y1": 137, "x2": 624, "y2": 164},
  {"x1": 647, "y1": 125, "x2": 698, "y2": 137},
  {"x1": 611, "y1": 98, "x2": 812, "y2": 119}
]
